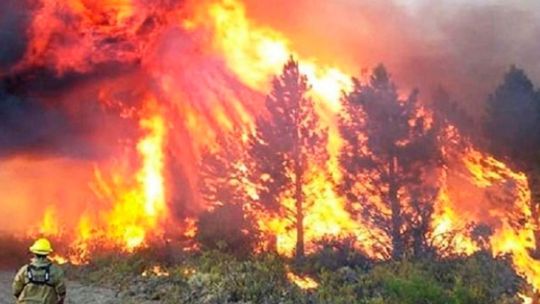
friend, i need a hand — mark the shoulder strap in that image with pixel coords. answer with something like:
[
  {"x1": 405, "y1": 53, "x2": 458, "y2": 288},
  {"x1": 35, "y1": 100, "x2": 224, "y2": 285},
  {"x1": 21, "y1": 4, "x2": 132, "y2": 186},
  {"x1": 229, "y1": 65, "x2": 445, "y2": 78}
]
[{"x1": 25, "y1": 263, "x2": 54, "y2": 287}]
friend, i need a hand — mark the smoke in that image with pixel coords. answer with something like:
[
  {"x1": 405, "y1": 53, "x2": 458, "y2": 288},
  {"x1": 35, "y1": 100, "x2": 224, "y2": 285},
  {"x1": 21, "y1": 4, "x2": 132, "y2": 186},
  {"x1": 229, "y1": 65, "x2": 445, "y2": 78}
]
[
  {"x1": 2, "y1": 0, "x2": 538, "y2": 158},
  {"x1": 0, "y1": 0, "x2": 536, "y2": 231},
  {"x1": 243, "y1": 0, "x2": 540, "y2": 114},
  {"x1": 0, "y1": 0, "x2": 30, "y2": 70},
  {"x1": 0, "y1": 66, "x2": 142, "y2": 159},
  {"x1": 0, "y1": 88, "x2": 73, "y2": 158},
  {"x1": 0, "y1": 0, "x2": 145, "y2": 160}
]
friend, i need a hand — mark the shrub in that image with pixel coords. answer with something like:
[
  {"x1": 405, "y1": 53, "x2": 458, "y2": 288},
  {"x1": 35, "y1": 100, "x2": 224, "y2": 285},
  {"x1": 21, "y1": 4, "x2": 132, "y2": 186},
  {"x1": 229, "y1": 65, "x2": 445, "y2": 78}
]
[
  {"x1": 302, "y1": 236, "x2": 373, "y2": 273},
  {"x1": 196, "y1": 204, "x2": 258, "y2": 257},
  {"x1": 312, "y1": 253, "x2": 526, "y2": 304},
  {"x1": 69, "y1": 248, "x2": 528, "y2": 304}
]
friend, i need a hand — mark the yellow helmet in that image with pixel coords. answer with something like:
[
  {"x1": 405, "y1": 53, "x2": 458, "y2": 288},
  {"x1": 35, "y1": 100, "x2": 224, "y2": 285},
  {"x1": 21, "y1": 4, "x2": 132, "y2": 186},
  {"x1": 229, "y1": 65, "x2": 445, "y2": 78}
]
[{"x1": 29, "y1": 238, "x2": 53, "y2": 255}]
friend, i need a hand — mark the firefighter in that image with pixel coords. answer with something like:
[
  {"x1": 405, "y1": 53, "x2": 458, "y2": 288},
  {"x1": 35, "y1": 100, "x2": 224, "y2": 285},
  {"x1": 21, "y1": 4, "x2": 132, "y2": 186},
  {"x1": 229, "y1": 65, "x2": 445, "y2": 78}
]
[{"x1": 12, "y1": 238, "x2": 66, "y2": 304}]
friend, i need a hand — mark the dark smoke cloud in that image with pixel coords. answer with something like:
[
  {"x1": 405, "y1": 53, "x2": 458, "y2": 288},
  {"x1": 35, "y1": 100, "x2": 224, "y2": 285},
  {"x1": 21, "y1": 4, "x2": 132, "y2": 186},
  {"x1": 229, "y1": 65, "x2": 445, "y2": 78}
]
[
  {"x1": 0, "y1": 0, "x2": 81, "y2": 159},
  {"x1": 2, "y1": 0, "x2": 538, "y2": 159},
  {"x1": 0, "y1": 88, "x2": 74, "y2": 158},
  {"x1": 0, "y1": 0, "x2": 31, "y2": 70},
  {"x1": 0, "y1": 65, "x2": 141, "y2": 159},
  {"x1": 244, "y1": 0, "x2": 540, "y2": 115},
  {"x1": 0, "y1": 0, "x2": 145, "y2": 160}
]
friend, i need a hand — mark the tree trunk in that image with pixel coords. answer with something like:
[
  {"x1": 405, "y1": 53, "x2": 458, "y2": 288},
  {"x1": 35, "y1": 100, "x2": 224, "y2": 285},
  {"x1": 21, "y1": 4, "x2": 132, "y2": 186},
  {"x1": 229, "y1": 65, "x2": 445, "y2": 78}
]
[
  {"x1": 528, "y1": 167, "x2": 540, "y2": 259},
  {"x1": 389, "y1": 156, "x2": 403, "y2": 260},
  {"x1": 390, "y1": 182, "x2": 403, "y2": 259},
  {"x1": 295, "y1": 168, "x2": 305, "y2": 260},
  {"x1": 267, "y1": 234, "x2": 278, "y2": 253},
  {"x1": 293, "y1": 108, "x2": 305, "y2": 260}
]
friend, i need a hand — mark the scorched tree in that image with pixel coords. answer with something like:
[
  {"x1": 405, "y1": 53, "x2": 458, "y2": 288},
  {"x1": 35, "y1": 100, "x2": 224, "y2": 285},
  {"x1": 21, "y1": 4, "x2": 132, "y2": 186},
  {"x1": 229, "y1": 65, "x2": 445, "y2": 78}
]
[
  {"x1": 340, "y1": 65, "x2": 442, "y2": 259},
  {"x1": 483, "y1": 66, "x2": 540, "y2": 258},
  {"x1": 249, "y1": 57, "x2": 328, "y2": 259}
]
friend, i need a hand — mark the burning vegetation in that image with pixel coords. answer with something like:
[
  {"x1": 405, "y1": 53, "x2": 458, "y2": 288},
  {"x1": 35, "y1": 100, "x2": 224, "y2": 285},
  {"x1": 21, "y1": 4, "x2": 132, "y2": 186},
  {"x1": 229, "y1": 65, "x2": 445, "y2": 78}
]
[{"x1": 1, "y1": 0, "x2": 540, "y2": 302}]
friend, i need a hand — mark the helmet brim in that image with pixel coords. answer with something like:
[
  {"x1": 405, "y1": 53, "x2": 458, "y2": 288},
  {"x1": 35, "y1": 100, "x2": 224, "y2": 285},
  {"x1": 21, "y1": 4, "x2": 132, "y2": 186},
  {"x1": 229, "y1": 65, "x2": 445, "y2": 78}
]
[{"x1": 29, "y1": 247, "x2": 53, "y2": 255}]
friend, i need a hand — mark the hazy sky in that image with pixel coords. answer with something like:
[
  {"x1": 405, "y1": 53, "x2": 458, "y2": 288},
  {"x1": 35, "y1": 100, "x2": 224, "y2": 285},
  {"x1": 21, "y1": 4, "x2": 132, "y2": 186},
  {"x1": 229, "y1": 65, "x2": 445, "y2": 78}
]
[{"x1": 245, "y1": 0, "x2": 540, "y2": 114}]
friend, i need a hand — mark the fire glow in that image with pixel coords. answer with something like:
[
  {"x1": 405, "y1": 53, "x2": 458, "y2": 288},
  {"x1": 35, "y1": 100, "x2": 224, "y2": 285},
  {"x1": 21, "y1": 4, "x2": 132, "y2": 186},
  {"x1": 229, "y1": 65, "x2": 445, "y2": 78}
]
[{"x1": 0, "y1": 0, "x2": 539, "y2": 298}]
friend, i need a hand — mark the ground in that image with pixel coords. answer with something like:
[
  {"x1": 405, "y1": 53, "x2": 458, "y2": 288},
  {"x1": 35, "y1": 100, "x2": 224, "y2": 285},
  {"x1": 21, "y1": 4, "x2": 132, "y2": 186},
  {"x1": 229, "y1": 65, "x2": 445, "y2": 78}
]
[{"x1": 0, "y1": 271, "x2": 120, "y2": 304}]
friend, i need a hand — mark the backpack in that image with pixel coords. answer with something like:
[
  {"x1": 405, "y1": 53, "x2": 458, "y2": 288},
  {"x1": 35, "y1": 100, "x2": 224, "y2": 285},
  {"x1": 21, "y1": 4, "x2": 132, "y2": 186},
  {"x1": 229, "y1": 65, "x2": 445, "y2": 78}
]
[{"x1": 25, "y1": 264, "x2": 54, "y2": 287}]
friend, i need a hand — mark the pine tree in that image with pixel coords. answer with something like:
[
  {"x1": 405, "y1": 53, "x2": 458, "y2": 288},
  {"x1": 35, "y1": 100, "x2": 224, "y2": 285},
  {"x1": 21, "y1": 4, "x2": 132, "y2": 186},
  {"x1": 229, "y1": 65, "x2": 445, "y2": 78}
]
[
  {"x1": 484, "y1": 66, "x2": 540, "y2": 257},
  {"x1": 198, "y1": 130, "x2": 259, "y2": 255},
  {"x1": 340, "y1": 65, "x2": 442, "y2": 259},
  {"x1": 199, "y1": 131, "x2": 251, "y2": 207},
  {"x1": 249, "y1": 57, "x2": 328, "y2": 259},
  {"x1": 431, "y1": 87, "x2": 475, "y2": 137}
]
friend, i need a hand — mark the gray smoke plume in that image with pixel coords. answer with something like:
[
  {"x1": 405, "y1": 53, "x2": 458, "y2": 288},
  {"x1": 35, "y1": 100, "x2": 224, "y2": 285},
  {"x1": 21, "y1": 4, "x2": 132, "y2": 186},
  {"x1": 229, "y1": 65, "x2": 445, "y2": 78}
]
[{"x1": 244, "y1": 0, "x2": 540, "y2": 114}]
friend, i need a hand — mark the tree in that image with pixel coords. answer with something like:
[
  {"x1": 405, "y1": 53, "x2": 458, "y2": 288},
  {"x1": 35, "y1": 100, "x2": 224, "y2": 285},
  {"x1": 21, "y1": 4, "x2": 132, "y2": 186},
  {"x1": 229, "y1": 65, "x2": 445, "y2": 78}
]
[
  {"x1": 249, "y1": 57, "x2": 328, "y2": 259},
  {"x1": 199, "y1": 130, "x2": 253, "y2": 207},
  {"x1": 483, "y1": 66, "x2": 540, "y2": 257},
  {"x1": 431, "y1": 87, "x2": 475, "y2": 138},
  {"x1": 198, "y1": 130, "x2": 260, "y2": 256},
  {"x1": 340, "y1": 65, "x2": 442, "y2": 259}
]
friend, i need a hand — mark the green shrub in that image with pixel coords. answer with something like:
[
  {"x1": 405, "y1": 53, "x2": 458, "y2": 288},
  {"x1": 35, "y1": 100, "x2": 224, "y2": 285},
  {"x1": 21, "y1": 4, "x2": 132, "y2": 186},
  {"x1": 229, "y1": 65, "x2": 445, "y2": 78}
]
[
  {"x1": 302, "y1": 236, "x2": 372, "y2": 273},
  {"x1": 177, "y1": 251, "x2": 305, "y2": 304},
  {"x1": 70, "y1": 248, "x2": 528, "y2": 304},
  {"x1": 312, "y1": 253, "x2": 526, "y2": 304}
]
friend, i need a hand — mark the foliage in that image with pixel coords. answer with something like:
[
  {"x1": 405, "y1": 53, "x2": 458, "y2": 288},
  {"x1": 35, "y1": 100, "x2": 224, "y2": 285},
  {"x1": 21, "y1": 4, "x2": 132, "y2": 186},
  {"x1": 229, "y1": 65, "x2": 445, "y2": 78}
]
[
  {"x1": 484, "y1": 66, "x2": 540, "y2": 170},
  {"x1": 430, "y1": 87, "x2": 475, "y2": 139},
  {"x1": 70, "y1": 248, "x2": 528, "y2": 304},
  {"x1": 70, "y1": 252, "x2": 147, "y2": 285},
  {"x1": 177, "y1": 252, "x2": 305, "y2": 304},
  {"x1": 199, "y1": 130, "x2": 253, "y2": 208},
  {"x1": 249, "y1": 57, "x2": 328, "y2": 258},
  {"x1": 340, "y1": 65, "x2": 443, "y2": 259},
  {"x1": 314, "y1": 252, "x2": 525, "y2": 304},
  {"x1": 483, "y1": 66, "x2": 540, "y2": 257},
  {"x1": 301, "y1": 236, "x2": 373, "y2": 273}
]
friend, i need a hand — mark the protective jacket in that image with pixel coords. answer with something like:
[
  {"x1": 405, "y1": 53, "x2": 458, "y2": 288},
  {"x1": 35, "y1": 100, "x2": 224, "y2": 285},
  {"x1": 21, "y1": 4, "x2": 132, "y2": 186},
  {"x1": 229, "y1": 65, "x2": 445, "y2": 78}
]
[{"x1": 12, "y1": 257, "x2": 66, "y2": 304}]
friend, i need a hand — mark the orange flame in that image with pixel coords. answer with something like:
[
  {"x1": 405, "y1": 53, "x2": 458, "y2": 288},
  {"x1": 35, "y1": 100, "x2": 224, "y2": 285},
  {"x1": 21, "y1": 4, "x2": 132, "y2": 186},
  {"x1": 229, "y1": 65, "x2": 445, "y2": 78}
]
[
  {"x1": 6, "y1": 1, "x2": 540, "y2": 299},
  {"x1": 142, "y1": 265, "x2": 170, "y2": 277},
  {"x1": 287, "y1": 271, "x2": 319, "y2": 290},
  {"x1": 32, "y1": 100, "x2": 168, "y2": 261},
  {"x1": 38, "y1": 207, "x2": 60, "y2": 237}
]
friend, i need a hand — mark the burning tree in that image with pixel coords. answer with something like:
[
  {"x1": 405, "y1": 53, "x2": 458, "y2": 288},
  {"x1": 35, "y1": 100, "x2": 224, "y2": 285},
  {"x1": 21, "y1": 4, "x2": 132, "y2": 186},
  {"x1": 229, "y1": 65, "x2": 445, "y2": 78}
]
[
  {"x1": 431, "y1": 88, "x2": 475, "y2": 138},
  {"x1": 483, "y1": 66, "x2": 540, "y2": 258},
  {"x1": 199, "y1": 131, "x2": 253, "y2": 207},
  {"x1": 340, "y1": 65, "x2": 442, "y2": 259},
  {"x1": 198, "y1": 131, "x2": 259, "y2": 255},
  {"x1": 249, "y1": 58, "x2": 328, "y2": 259}
]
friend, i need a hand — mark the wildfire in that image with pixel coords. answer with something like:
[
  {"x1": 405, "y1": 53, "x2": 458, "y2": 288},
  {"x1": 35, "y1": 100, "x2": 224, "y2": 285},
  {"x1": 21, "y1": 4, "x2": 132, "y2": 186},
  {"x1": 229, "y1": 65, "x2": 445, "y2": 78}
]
[
  {"x1": 462, "y1": 149, "x2": 540, "y2": 290},
  {"x1": 287, "y1": 271, "x2": 319, "y2": 290},
  {"x1": 49, "y1": 255, "x2": 69, "y2": 265},
  {"x1": 99, "y1": 106, "x2": 167, "y2": 251},
  {"x1": 31, "y1": 102, "x2": 168, "y2": 262},
  {"x1": 142, "y1": 265, "x2": 170, "y2": 277},
  {"x1": 3, "y1": 0, "x2": 539, "y2": 301},
  {"x1": 39, "y1": 207, "x2": 61, "y2": 237},
  {"x1": 191, "y1": 0, "x2": 370, "y2": 258},
  {"x1": 519, "y1": 293, "x2": 533, "y2": 304}
]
